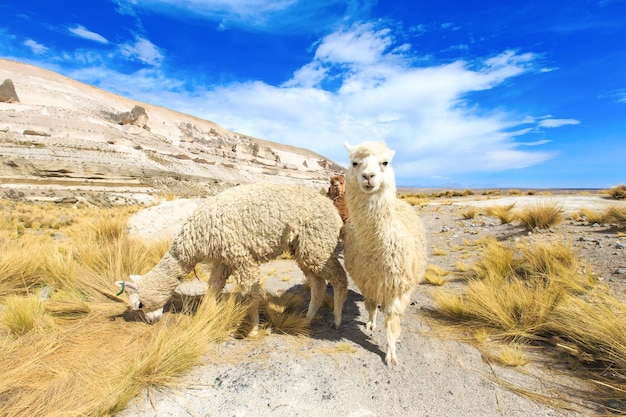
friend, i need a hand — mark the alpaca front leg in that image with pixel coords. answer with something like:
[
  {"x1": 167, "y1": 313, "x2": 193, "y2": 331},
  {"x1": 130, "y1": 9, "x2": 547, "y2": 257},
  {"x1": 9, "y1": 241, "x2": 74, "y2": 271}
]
[
  {"x1": 208, "y1": 263, "x2": 230, "y2": 295},
  {"x1": 235, "y1": 266, "x2": 262, "y2": 337},
  {"x1": 364, "y1": 298, "x2": 378, "y2": 331},
  {"x1": 384, "y1": 313, "x2": 402, "y2": 365},
  {"x1": 305, "y1": 275, "x2": 326, "y2": 323},
  {"x1": 246, "y1": 297, "x2": 260, "y2": 337}
]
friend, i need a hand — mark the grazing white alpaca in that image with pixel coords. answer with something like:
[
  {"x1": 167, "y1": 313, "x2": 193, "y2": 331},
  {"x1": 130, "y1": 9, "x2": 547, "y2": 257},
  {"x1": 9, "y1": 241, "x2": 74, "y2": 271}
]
[
  {"x1": 117, "y1": 183, "x2": 348, "y2": 336},
  {"x1": 342, "y1": 141, "x2": 427, "y2": 365}
]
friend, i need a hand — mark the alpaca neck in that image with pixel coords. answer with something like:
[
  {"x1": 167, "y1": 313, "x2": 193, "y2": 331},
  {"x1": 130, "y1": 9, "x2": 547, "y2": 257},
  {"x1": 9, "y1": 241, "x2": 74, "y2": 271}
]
[{"x1": 347, "y1": 180, "x2": 397, "y2": 226}]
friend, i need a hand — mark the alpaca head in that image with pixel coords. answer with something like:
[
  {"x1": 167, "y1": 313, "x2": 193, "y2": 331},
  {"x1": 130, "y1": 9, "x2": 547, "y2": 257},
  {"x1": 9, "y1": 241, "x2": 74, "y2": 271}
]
[
  {"x1": 344, "y1": 141, "x2": 396, "y2": 194},
  {"x1": 115, "y1": 275, "x2": 164, "y2": 323},
  {"x1": 328, "y1": 175, "x2": 346, "y2": 198}
]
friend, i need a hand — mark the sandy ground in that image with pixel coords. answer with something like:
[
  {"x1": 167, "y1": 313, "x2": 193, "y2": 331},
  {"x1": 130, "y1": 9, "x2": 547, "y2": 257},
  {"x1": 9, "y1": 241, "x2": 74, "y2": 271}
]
[{"x1": 119, "y1": 193, "x2": 626, "y2": 417}]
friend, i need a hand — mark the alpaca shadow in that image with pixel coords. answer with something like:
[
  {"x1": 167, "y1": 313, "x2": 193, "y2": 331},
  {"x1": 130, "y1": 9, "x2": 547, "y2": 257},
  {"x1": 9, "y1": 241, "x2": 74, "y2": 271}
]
[
  {"x1": 112, "y1": 283, "x2": 387, "y2": 361},
  {"x1": 111, "y1": 308, "x2": 148, "y2": 323},
  {"x1": 493, "y1": 226, "x2": 530, "y2": 241},
  {"x1": 296, "y1": 283, "x2": 387, "y2": 363}
]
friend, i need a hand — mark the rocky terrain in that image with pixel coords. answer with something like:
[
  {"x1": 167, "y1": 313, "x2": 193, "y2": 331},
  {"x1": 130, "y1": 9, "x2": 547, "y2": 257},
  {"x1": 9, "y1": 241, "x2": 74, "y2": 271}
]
[{"x1": 0, "y1": 59, "x2": 343, "y2": 206}]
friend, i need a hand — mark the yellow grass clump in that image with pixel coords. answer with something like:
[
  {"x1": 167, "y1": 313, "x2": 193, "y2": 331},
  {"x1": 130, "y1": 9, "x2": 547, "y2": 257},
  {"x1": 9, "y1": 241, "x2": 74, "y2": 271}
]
[
  {"x1": 605, "y1": 184, "x2": 626, "y2": 200},
  {"x1": 516, "y1": 200, "x2": 563, "y2": 230},
  {"x1": 606, "y1": 206, "x2": 626, "y2": 228},
  {"x1": 424, "y1": 265, "x2": 449, "y2": 286},
  {"x1": 432, "y1": 237, "x2": 626, "y2": 408},
  {"x1": 260, "y1": 290, "x2": 310, "y2": 336},
  {"x1": 398, "y1": 192, "x2": 429, "y2": 206},
  {"x1": 460, "y1": 206, "x2": 478, "y2": 219},
  {"x1": 484, "y1": 203, "x2": 516, "y2": 224},
  {"x1": 0, "y1": 200, "x2": 255, "y2": 416}
]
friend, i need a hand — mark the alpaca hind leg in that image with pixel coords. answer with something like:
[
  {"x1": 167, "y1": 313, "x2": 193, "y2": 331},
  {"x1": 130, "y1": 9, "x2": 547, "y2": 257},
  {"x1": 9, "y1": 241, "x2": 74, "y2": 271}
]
[
  {"x1": 364, "y1": 298, "x2": 378, "y2": 332},
  {"x1": 305, "y1": 275, "x2": 326, "y2": 323},
  {"x1": 318, "y1": 257, "x2": 348, "y2": 328},
  {"x1": 331, "y1": 281, "x2": 347, "y2": 329},
  {"x1": 244, "y1": 281, "x2": 262, "y2": 337},
  {"x1": 384, "y1": 293, "x2": 411, "y2": 365},
  {"x1": 234, "y1": 266, "x2": 262, "y2": 337}
]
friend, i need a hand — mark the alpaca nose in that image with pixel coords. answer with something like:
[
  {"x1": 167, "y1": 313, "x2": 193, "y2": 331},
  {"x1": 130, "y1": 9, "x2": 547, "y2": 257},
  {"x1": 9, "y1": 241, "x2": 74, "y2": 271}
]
[{"x1": 362, "y1": 173, "x2": 375, "y2": 183}]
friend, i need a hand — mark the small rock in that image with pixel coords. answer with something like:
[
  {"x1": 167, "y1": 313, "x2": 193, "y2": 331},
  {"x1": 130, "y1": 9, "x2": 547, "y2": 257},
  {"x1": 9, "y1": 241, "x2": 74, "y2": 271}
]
[
  {"x1": 40, "y1": 286, "x2": 53, "y2": 300},
  {"x1": 614, "y1": 268, "x2": 626, "y2": 275},
  {"x1": 23, "y1": 129, "x2": 51, "y2": 136},
  {"x1": 54, "y1": 196, "x2": 78, "y2": 204},
  {"x1": 616, "y1": 242, "x2": 626, "y2": 250},
  {"x1": 0, "y1": 79, "x2": 20, "y2": 103}
]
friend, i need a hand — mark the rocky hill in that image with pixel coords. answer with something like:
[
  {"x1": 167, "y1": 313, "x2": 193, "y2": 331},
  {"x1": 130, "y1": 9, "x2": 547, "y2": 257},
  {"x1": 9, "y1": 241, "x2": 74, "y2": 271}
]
[{"x1": 0, "y1": 59, "x2": 344, "y2": 205}]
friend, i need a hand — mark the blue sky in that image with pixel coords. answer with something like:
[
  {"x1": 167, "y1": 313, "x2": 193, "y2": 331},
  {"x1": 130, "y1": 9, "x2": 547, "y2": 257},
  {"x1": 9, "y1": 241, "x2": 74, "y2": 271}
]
[{"x1": 1, "y1": 0, "x2": 625, "y2": 188}]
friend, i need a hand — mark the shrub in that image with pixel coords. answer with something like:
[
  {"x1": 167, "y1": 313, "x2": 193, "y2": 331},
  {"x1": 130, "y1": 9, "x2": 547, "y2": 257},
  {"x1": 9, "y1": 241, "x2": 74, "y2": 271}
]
[
  {"x1": 398, "y1": 193, "x2": 429, "y2": 206},
  {"x1": 607, "y1": 184, "x2": 626, "y2": 200},
  {"x1": 606, "y1": 206, "x2": 626, "y2": 228},
  {"x1": 460, "y1": 207, "x2": 477, "y2": 219},
  {"x1": 579, "y1": 208, "x2": 606, "y2": 225},
  {"x1": 424, "y1": 265, "x2": 448, "y2": 286},
  {"x1": 485, "y1": 204, "x2": 516, "y2": 224},
  {"x1": 516, "y1": 201, "x2": 563, "y2": 230}
]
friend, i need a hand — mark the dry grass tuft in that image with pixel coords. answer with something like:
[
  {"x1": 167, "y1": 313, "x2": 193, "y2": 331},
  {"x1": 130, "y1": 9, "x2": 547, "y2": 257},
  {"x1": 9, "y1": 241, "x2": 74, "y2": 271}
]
[
  {"x1": 579, "y1": 208, "x2": 606, "y2": 224},
  {"x1": 0, "y1": 200, "x2": 255, "y2": 416},
  {"x1": 2, "y1": 295, "x2": 53, "y2": 335},
  {"x1": 260, "y1": 290, "x2": 310, "y2": 336},
  {"x1": 432, "y1": 237, "x2": 626, "y2": 408},
  {"x1": 485, "y1": 203, "x2": 516, "y2": 224},
  {"x1": 606, "y1": 184, "x2": 626, "y2": 200},
  {"x1": 431, "y1": 246, "x2": 448, "y2": 256},
  {"x1": 606, "y1": 206, "x2": 626, "y2": 228},
  {"x1": 460, "y1": 207, "x2": 478, "y2": 219},
  {"x1": 424, "y1": 265, "x2": 449, "y2": 286},
  {"x1": 485, "y1": 345, "x2": 530, "y2": 367},
  {"x1": 516, "y1": 200, "x2": 563, "y2": 230},
  {"x1": 398, "y1": 193, "x2": 430, "y2": 206}
]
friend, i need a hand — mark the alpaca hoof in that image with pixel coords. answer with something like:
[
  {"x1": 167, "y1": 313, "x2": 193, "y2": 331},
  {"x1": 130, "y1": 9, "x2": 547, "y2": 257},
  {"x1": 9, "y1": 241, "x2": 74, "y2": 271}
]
[
  {"x1": 366, "y1": 321, "x2": 376, "y2": 332},
  {"x1": 385, "y1": 351, "x2": 398, "y2": 366},
  {"x1": 333, "y1": 316, "x2": 342, "y2": 329}
]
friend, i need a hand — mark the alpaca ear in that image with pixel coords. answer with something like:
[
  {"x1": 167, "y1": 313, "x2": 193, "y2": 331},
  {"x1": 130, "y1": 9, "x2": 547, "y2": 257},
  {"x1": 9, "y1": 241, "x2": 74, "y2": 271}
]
[
  {"x1": 344, "y1": 142, "x2": 355, "y2": 153},
  {"x1": 388, "y1": 149, "x2": 396, "y2": 161}
]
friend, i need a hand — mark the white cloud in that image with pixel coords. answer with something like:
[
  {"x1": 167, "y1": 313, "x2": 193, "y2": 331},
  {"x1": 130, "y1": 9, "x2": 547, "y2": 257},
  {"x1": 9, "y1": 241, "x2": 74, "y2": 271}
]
[
  {"x1": 115, "y1": 0, "x2": 298, "y2": 25},
  {"x1": 120, "y1": 36, "x2": 164, "y2": 66},
  {"x1": 67, "y1": 22, "x2": 573, "y2": 185},
  {"x1": 189, "y1": 23, "x2": 566, "y2": 183},
  {"x1": 537, "y1": 118, "x2": 580, "y2": 128},
  {"x1": 68, "y1": 25, "x2": 109, "y2": 44},
  {"x1": 24, "y1": 39, "x2": 48, "y2": 54},
  {"x1": 114, "y1": 0, "x2": 371, "y2": 33}
]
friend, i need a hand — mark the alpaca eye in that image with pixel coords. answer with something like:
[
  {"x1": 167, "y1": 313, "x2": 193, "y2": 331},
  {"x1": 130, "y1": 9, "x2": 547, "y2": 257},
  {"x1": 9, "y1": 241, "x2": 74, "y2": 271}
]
[
  {"x1": 382, "y1": 161, "x2": 388, "y2": 167},
  {"x1": 352, "y1": 162, "x2": 358, "y2": 168}
]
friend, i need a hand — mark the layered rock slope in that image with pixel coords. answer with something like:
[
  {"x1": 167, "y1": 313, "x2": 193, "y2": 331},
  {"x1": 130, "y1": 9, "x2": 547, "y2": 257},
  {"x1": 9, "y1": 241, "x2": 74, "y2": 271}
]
[{"x1": 0, "y1": 59, "x2": 343, "y2": 204}]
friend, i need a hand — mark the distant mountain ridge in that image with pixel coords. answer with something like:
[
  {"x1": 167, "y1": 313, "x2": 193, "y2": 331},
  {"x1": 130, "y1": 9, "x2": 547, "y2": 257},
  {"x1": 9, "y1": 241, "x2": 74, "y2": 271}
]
[{"x1": 0, "y1": 59, "x2": 343, "y2": 205}]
